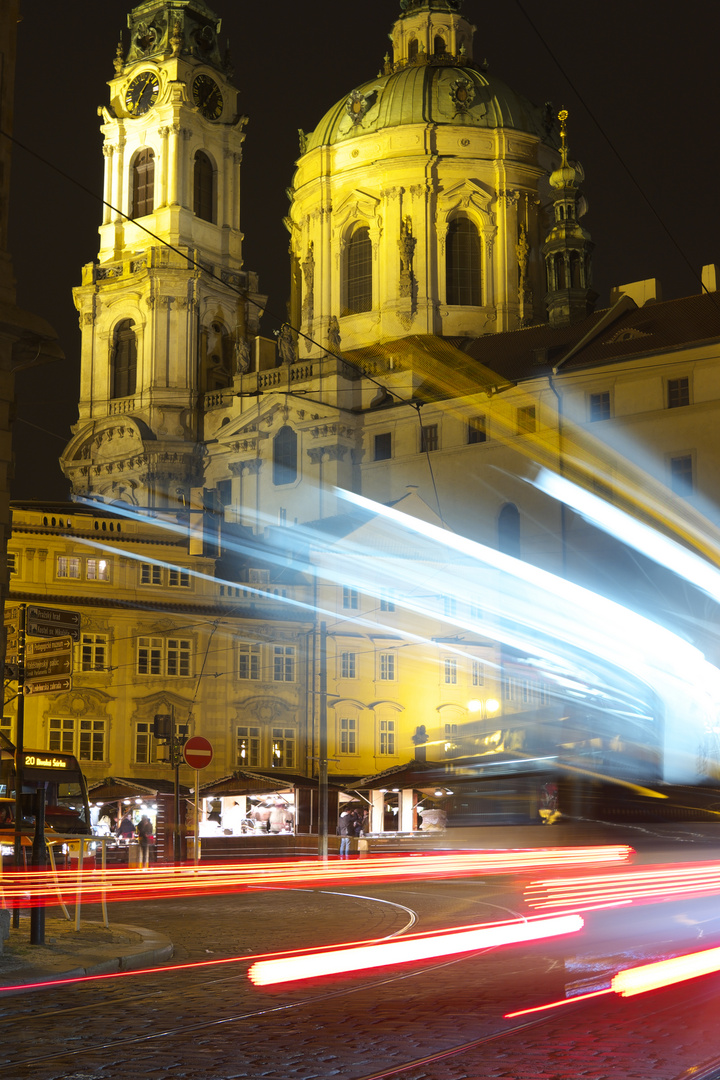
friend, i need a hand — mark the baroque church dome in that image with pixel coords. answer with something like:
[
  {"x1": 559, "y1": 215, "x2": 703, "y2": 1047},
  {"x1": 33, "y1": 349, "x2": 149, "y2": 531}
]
[{"x1": 306, "y1": 62, "x2": 552, "y2": 152}]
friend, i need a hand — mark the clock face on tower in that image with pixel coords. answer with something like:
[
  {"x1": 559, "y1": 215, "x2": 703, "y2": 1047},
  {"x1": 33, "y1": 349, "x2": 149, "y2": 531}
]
[
  {"x1": 193, "y1": 74, "x2": 223, "y2": 120},
  {"x1": 125, "y1": 71, "x2": 160, "y2": 116}
]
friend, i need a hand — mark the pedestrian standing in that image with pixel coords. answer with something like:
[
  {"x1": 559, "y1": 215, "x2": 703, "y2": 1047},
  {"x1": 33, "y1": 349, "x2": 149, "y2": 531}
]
[
  {"x1": 336, "y1": 809, "x2": 353, "y2": 857},
  {"x1": 136, "y1": 814, "x2": 153, "y2": 869}
]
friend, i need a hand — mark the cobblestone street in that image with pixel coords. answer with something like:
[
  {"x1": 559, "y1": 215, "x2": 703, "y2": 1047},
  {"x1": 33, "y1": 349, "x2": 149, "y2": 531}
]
[{"x1": 0, "y1": 877, "x2": 718, "y2": 1079}]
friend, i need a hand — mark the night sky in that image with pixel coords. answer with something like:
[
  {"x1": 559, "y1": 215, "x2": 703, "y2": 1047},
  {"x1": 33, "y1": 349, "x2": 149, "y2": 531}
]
[{"x1": 8, "y1": 0, "x2": 720, "y2": 501}]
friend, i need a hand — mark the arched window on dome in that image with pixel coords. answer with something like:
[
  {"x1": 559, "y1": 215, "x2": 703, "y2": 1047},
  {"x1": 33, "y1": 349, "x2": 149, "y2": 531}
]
[
  {"x1": 131, "y1": 149, "x2": 155, "y2": 218},
  {"x1": 408, "y1": 38, "x2": 419, "y2": 61},
  {"x1": 434, "y1": 34, "x2": 447, "y2": 56},
  {"x1": 446, "y1": 216, "x2": 482, "y2": 306},
  {"x1": 111, "y1": 319, "x2": 137, "y2": 399},
  {"x1": 344, "y1": 226, "x2": 373, "y2": 314},
  {"x1": 194, "y1": 151, "x2": 215, "y2": 223},
  {"x1": 273, "y1": 426, "x2": 297, "y2": 486}
]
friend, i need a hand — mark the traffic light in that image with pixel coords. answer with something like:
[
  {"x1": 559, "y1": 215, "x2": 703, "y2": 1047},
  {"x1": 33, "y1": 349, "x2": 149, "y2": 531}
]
[{"x1": 152, "y1": 714, "x2": 172, "y2": 740}]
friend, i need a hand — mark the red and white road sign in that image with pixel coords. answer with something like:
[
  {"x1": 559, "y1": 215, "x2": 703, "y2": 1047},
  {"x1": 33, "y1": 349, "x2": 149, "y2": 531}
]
[{"x1": 183, "y1": 736, "x2": 214, "y2": 770}]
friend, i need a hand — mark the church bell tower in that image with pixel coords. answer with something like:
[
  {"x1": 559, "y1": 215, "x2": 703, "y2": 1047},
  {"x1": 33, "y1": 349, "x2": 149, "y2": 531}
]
[{"x1": 61, "y1": 0, "x2": 265, "y2": 508}]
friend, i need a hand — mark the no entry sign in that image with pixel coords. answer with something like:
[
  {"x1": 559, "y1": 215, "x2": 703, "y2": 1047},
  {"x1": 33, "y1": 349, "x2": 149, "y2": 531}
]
[{"x1": 183, "y1": 736, "x2": 214, "y2": 770}]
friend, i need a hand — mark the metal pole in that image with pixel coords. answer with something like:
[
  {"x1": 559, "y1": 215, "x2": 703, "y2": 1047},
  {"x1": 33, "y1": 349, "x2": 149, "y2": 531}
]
[
  {"x1": 13, "y1": 604, "x2": 26, "y2": 929},
  {"x1": 172, "y1": 705, "x2": 181, "y2": 864},
  {"x1": 30, "y1": 784, "x2": 46, "y2": 944},
  {"x1": 194, "y1": 769, "x2": 199, "y2": 869},
  {"x1": 318, "y1": 621, "x2": 328, "y2": 861}
]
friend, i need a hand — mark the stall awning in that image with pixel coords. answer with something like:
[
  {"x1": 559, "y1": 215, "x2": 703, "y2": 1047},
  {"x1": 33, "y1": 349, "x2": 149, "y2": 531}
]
[
  {"x1": 199, "y1": 770, "x2": 321, "y2": 798},
  {"x1": 356, "y1": 760, "x2": 441, "y2": 790},
  {"x1": 87, "y1": 776, "x2": 191, "y2": 800}
]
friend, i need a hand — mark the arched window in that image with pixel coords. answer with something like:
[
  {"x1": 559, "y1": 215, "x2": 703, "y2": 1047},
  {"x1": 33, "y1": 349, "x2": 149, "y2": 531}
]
[
  {"x1": 408, "y1": 38, "x2": 419, "y2": 61},
  {"x1": 131, "y1": 149, "x2": 155, "y2": 218},
  {"x1": 498, "y1": 503, "x2": 520, "y2": 559},
  {"x1": 446, "y1": 216, "x2": 482, "y2": 305},
  {"x1": 434, "y1": 34, "x2": 446, "y2": 55},
  {"x1": 111, "y1": 319, "x2": 137, "y2": 399},
  {"x1": 273, "y1": 426, "x2": 297, "y2": 486},
  {"x1": 345, "y1": 226, "x2": 372, "y2": 314},
  {"x1": 194, "y1": 150, "x2": 214, "y2": 223}
]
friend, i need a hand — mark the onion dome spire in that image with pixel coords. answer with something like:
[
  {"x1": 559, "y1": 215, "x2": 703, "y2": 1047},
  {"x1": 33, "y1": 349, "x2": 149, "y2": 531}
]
[{"x1": 542, "y1": 109, "x2": 596, "y2": 326}]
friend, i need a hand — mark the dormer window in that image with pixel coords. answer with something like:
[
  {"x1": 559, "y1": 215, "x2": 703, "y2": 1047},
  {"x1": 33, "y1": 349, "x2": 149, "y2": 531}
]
[
  {"x1": 408, "y1": 38, "x2": 419, "y2": 61},
  {"x1": 434, "y1": 34, "x2": 447, "y2": 56}
]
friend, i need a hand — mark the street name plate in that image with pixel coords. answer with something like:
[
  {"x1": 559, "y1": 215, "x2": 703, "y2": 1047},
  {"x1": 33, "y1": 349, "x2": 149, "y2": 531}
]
[
  {"x1": 26, "y1": 606, "x2": 81, "y2": 642},
  {"x1": 25, "y1": 655, "x2": 72, "y2": 678},
  {"x1": 26, "y1": 636, "x2": 73, "y2": 659},
  {"x1": 24, "y1": 676, "x2": 72, "y2": 696}
]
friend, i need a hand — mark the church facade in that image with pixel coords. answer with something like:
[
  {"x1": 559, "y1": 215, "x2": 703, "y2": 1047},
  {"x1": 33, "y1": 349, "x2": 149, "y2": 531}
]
[{"x1": 5, "y1": 0, "x2": 720, "y2": 810}]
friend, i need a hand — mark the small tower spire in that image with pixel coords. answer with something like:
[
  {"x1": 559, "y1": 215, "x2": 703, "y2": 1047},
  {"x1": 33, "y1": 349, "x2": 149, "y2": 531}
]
[{"x1": 542, "y1": 109, "x2": 596, "y2": 326}]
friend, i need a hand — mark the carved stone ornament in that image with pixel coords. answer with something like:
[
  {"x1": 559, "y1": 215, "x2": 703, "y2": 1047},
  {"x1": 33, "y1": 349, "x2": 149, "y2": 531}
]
[
  {"x1": 450, "y1": 76, "x2": 475, "y2": 113},
  {"x1": 345, "y1": 90, "x2": 371, "y2": 126}
]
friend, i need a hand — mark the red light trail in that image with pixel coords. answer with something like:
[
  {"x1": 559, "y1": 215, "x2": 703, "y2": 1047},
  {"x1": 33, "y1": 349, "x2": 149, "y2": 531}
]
[
  {"x1": 247, "y1": 914, "x2": 585, "y2": 986},
  {"x1": 0, "y1": 846, "x2": 632, "y2": 908},
  {"x1": 505, "y1": 942, "x2": 720, "y2": 1017},
  {"x1": 525, "y1": 861, "x2": 720, "y2": 912}
]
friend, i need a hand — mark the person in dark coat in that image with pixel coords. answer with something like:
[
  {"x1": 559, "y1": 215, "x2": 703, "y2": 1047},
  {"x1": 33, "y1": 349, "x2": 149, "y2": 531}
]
[
  {"x1": 336, "y1": 809, "x2": 353, "y2": 857},
  {"x1": 136, "y1": 814, "x2": 153, "y2": 868}
]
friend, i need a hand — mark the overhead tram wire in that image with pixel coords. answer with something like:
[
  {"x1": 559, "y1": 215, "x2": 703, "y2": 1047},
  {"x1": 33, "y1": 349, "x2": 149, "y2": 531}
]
[
  {"x1": 513, "y1": 0, "x2": 720, "y2": 309},
  {"x1": 0, "y1": 125, "x2": 449, "y2": 523}
]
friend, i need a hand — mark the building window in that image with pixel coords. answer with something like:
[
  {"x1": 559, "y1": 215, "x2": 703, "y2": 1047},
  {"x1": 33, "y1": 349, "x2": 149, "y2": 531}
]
[
  {"x1": 342, "y1": 587, "x2": 359, "y2": 610},
  {"x1": 444, "y1": 657, "x2": 457, "y2": 684},
  {"x1": 443, "y1": 595, "x2": 457, "y2": 617},
  {"x1": 168, "y1": 569, "x2": 190, "y2": 588},
  {"x1": 408, "y1": 38, "x2": 419, "y2": 61},
  {"x1": 7, "y1": 552, "x2": 17, "y2": 575},
  {"x1": 380, "y1": 592, "x2": 395, "y2": 612},
  {"x1": 237, "y1": 726, "x2": 260, "y2": 768},
  {"x1": 468, "y1": 415, "x2": 487, "y2": 444},
  {"x1": 273, "y1": 425, "x2": 298, "y2": 486},
  {"x1": 444, "y1": 722, "x2": 460, "y2": 756},
  {"x1": 111, "y1": 319, "x2": 137, "y2": 399},
  {"x1": 167, "y1": 639, "x2": 191, "y2": 677},
  {"x1": 472, "y1": 660, "x2": 484, "y2": 686},
  {"x1": 57, "y1": 556, "x2": 81, "y2": 580},
  {"x1": 340, "y1": 652, "x2": 356, "y2": 679},
  {"x1": 238, "y1": 644, "x2": 260, "y2": 680},
  {"x1": 345, "y1": 226, "x2": 372, "y2": 314},
  {"x1": 50, "y1": 717, "x2": 105, "y2": 762},
  {"x1": 498, "y1": 503, "x2": 521, "y2": 559},
  {"x1": 1, "y1": 716, "x2": 12, "y2": 741},
  {"x1": 668, "y1": 377, "x2": 690, "y2": 409},
  {"x1": 517, "y1": 405, "x2": 536, "y2": 434},
  {"x1": 379, "y1": 718, "x2": 396, "y2": 755},
  {"x1": 374, "y1": 432, "x2": 392, "y2": 461},
  {"x1": 217, "y1": 479, "x2": 232, "y2": 507},
  {"x1": 272, "y1": 728, "x2": 295, "y2": 768},
  {"x1": 420, "y1": 424, "x2": 438, "y2": 452},
  {"x1": 589, "y1": 391, "x2": 611, "y2": 422},
  {"x1": 137, "y1": 637, "x2": 191, "y2": 677},
  {"x1": 86, "y1": 558, "x2": 110, "y2": 582},
  {"x1": 340, "y1": 716, "x2": 357, "y2": 755},
  {"x1": 194, "y1": 150, "x2": 214, "y2": 223},
  {"x1": 273, "y1": 645, "x2": 295, "y2": 682},
  {"x1": 135, "y1": 722, "x2": 153, "y2": 765},
  {"x1": 446, "y1": 216, "x2": 481, "y2": 306},
  {"x1": 379, "y1": 652, "x2": 396, "y2": 681},
  {"x1": 81, "y1": 634, "x2": 107, "y2": 673},
  {"x1": 131, "y1": 148, "x2": 155, "y2": 218},
  {"x1": 140, "y1": 563, "x2": 163, "y2": 586},
  {"x1": 670, "y1": 455, "x2": 693, "y2": 496}
]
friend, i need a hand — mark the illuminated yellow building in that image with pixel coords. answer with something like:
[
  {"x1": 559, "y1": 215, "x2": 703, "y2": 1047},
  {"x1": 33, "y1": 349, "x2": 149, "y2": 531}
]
[{"x1": 6, "y1": 0, "x2": 720, "y2": 810}]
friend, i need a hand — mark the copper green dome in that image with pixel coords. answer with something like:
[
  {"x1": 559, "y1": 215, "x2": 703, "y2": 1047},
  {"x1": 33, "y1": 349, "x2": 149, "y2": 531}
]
[{"x1": 305, "y1": 62, "x2": 553, "y2": 151}]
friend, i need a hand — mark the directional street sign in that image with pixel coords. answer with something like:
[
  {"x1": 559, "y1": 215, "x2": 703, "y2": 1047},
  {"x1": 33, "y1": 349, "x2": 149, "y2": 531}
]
[
  {"x1": 24, "y1": 636, "x2": 74, "y2": 693},
  {"x1": 183, "y1": 736, "x2": 214, "y2": 770},
  {"x1": 4, "y1": 605, "x2": 21, "y2": 665},
  {"x1": 26, "y1": 606, "x2": 81, "y2": 642},
  {"x1": 26, "y1": 636, "x2": 74, "y2": 659},
  {"x1": 24, "y1": 676, "x2": 72, "y2": 696}
]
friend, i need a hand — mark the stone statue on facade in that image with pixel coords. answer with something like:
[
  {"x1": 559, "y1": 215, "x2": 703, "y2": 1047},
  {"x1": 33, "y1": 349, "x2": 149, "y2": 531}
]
[
  {"x1": 234, "y1": 335, "x2": 251, "y2": 374},
  {"x1": 398, "y1": 217, "x2": 416, "y2": 299},
  {"x1": 327, "y1": 315, "x2": 341, "y2": 354},
  {"x1": 277, "y1": 323, "x2": 297, "y2": 366}
]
